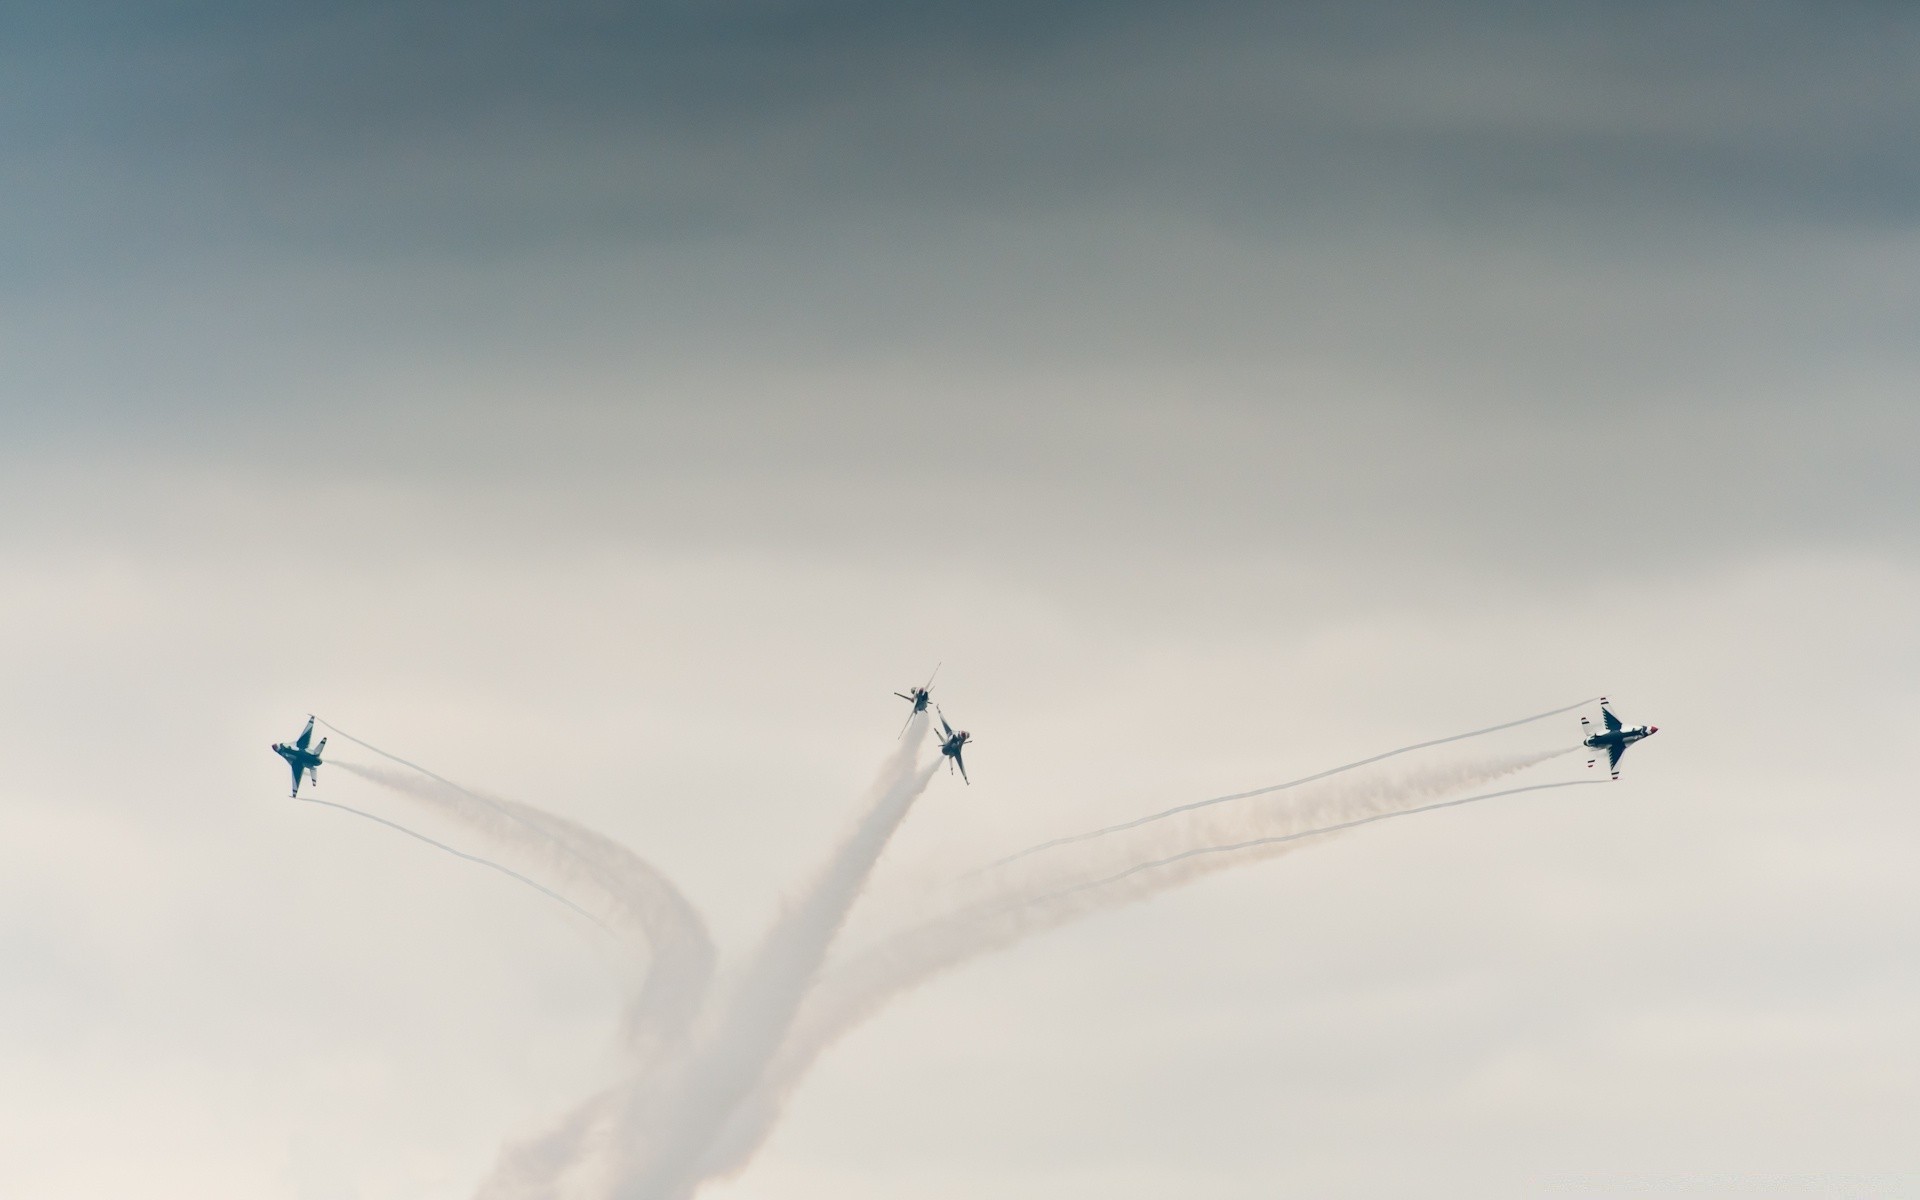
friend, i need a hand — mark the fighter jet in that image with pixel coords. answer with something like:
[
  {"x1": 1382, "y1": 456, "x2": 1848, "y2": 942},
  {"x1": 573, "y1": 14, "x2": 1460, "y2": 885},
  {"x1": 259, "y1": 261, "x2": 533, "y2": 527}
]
[
  {"x1": 893, "y1": 664, "x2": 940, "y2": 736},
  {"x1": 934, "y1": 707, "x2": 971, "y2": 784},
  {"x1": 272, "y1": 715, "x2": 327, "y2": 798},
  {"x1": 1581, "y1": 699, "x2": 1657, "y2": 779}
]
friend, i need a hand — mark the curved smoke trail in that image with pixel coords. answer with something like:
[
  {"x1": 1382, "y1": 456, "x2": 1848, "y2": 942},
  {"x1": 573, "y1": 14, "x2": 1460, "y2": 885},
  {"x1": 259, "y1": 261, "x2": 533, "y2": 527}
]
[
  {"x1": 327, "y1": 753, "x2": 723, "y2": 1200},
  {"x1": 297, "y1": 703, "x2": 1604, "y2": 1198},
  {"x1": 295, "y1": 795, "x2": 613, "y2": 934},
  {"x1": 692, "y1": 751, "x2": 1591, "y2": 1184},
  {"x1": 320, "y1": 719, "x2": 608, "y2": 851},
  {"x1": 989, "y1": 696, "x2": 1602, "y2": 869},
  {"x1": 1046, "y1": 777, "x2": 1610, "y2": 900},
  {"x1": 332, "y1": 761, "x2": 716, "y2": 1056},
  {"x1": 316, "y1": 721, "x2": 714, "y2": 1042},
  {"x1": 314, "y1": 721, "x2": 720, "y2": 1200}
]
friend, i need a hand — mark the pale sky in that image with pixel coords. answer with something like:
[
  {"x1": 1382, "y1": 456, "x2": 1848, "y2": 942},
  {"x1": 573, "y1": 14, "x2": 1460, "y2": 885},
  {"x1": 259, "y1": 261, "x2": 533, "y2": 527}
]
[{"x1": 2, "y1": 3, "x2": 1917, "y2": 1198}]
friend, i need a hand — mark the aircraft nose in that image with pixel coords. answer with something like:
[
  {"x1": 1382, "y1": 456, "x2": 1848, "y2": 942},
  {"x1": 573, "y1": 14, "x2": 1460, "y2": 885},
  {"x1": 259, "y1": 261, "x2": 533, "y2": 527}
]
[{"x1": 1649, "y1": 726, "x2": 1659, "y2": 734}]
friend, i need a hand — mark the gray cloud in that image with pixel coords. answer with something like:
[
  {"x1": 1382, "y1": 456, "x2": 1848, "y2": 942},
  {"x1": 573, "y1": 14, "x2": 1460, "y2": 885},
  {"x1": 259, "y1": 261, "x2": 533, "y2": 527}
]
[
  {"x1": 8, "y1": 2, "x2": 1918, "y2": 273},
  {"x1": 3, "y1": 12, "x2": 1918, "y2": 1193}
]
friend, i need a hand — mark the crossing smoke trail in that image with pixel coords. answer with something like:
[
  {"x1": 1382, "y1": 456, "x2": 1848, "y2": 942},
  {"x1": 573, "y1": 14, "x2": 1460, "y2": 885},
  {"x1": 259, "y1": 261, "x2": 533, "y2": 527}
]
[
  {"x1": 320, "y1": 749, "x2": 725, "y2": 1200},
  {"x1": 464, "y1": 718, "x2": 939, "y2": 1200},
  {"x1": 294, "y1": 700, "x2": 1600, "y2": 1198},
  {"x1": 690, "y1": 749, "x2": 1591, "y2": 1184},
  {"x1": 583, "y1": 714, "x2": 938, "y2": 1200},
  {"x1": 304, "y1": 718, "x2": 930, "y2": 1200}
]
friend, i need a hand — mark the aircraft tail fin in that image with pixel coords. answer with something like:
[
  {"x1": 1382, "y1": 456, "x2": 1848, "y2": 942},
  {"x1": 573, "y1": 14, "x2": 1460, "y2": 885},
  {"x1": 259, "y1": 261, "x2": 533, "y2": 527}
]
[{"x1": 315, "y1": 737, "x2": 327, "y2": 757}]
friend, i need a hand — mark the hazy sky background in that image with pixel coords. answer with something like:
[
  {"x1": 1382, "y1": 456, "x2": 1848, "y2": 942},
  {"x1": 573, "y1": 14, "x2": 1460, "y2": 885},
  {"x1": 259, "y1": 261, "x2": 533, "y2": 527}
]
[{"x1": 2, "y1": 3, "x2": 1917, "y2": 1197}]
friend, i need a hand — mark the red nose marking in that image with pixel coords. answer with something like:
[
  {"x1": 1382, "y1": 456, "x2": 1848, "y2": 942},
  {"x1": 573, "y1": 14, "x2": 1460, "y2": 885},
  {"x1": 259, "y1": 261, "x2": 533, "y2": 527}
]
[{"x1": 1649, "y1": 726, "x2": 1659, "y2": 734}]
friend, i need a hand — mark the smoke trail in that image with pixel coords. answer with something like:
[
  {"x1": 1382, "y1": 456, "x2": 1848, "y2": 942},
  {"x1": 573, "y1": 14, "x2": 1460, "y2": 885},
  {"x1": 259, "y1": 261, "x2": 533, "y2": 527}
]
[
  {"x1": 330, "y1": 753, "x2": 727, "y2": 1200},
  {"x1": 598, "y1": 715, "x2": 938, "y2": 1200},
  {"x1": 693, "y1": 751, "x2": 1587, "y2": 1182},
  {"x1": 840, "y1": 751, "x2": 1580, "y2": 1028},
  {"x1": 295, "y1": 795, "x2": 614, "y2": 934},
  {"x1": 477, "y1": 1087, "x2": 620, "y2": 1200},
  {"x1": 955, "y1": 748, "x2": 1571, "y2": 923},
  {"x1": 1046, "y1": 777, "x2": 1610, "y2": 900},
  {"x1": 990, "y1": 696, "x2": 1602, "y2": 869},
  {"x1": 334, "y1": 761, "x2": 716, "y2": 1062},
  {"x1": 320, "y1": 718, "x2": 596, "y2": 851},
  {"x1": 299, "y1": 708, "x2": 1602, "y2": 1198},
  {"x1": 316, "y1": 723, "x2": 715, "y2": 1039}
]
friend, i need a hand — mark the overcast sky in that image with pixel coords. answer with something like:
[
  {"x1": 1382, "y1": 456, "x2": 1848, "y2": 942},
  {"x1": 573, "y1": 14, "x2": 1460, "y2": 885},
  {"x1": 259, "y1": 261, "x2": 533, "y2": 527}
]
[{"x1": 3, "y1": 3, "x2": 1917, "y2": 1197}]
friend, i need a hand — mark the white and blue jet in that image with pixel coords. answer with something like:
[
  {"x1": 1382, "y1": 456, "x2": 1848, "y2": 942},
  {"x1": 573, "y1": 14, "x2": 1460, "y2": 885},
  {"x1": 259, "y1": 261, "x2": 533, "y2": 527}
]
[
  {"x1": 1581, "y1": 700, "x2": 1657, "y2": 780},
  {"x1": 272, "y1": 715, "x2": 327, "y2": 798},
  {"x1": 934, "y1": 706, "x2": 972, "y2": 784},
  {"x1": 892, "y1": 664, "x2": 940, "y2": 737}
]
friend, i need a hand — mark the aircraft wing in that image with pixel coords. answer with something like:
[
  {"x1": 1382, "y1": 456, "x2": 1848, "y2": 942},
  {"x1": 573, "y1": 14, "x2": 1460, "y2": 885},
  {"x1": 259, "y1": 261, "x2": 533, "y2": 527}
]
[
  {"x1": 1607, "y1": 741, "x2": 1627, "y2": 774},
  {"x1": 954, "y1": 748, "x2": 969, "y2": 785},
  {"x1": 288, "y1": 758, "x2": 305, "y2": 797},
  {"x1": 1601, "y1": 707, "x2": 1623, "y2": 733}
]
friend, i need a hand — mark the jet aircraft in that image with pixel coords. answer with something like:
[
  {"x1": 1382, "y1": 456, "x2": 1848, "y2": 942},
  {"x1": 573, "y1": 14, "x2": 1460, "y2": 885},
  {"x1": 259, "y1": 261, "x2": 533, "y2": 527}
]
[
  {"x1": 893, "y1": 664, "x2": 940, "y2": 736},
  {"x1": 272, "y1": 715, "x2": 327, "y2": 798},
  {"x1": 934, "y1": 707, "x2": 971, "y2": 784},
  {"x1": 1581, "y1": 699, "x2": 1657, "y2": 779}
]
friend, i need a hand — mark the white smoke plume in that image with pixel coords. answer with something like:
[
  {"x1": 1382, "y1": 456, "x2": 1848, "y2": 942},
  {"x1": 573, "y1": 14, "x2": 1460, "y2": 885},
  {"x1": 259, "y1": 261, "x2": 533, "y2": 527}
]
[
  {"x1": 692, "y1": 748, "x2": 1589, "y2": 1181},
  {"x1": 990, "y1": 696, "x2": 1603, "y2": 869},
  {"x1": 328, "y1": 759, "x2": 716, "y2": 1065},
  {"x1": 597, "y1": 715, "x2": 936, "y2": 1200},
  {"x1": 464, "y1": 713, "x2": 938, "y2": 1200},
  {"x1": 301, "y1": 701, "x2": 1599, "y2": 1198}
]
